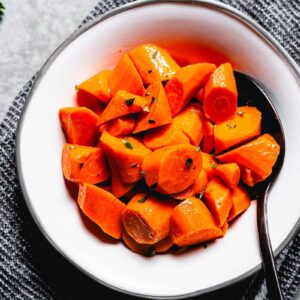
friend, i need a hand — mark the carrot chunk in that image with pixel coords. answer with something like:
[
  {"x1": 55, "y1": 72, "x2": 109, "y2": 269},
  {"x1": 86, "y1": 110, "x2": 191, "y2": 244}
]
[
  {"x1": 227, "y1": 185, "x2": 251, "y2": 222},
  {"x1": 201, "y1": 152, "x2": 218, "y2": 179},
  {"x1": 221, "y1": 222, "x2": 229, "y2": 236},
  {"x1": 203, "y1": 63, "x2": 238, "y2": 123},
  {"x1": 77, "y1": 70, "x2": 112, "y2": 109},
  {"x1": 142, "y1": 144, "x2": 202, "y2": 194},
  {"x1": 106, "y1": 116, "x2": 135, "y2": 137},
  {"x1": 59, "y1": 107, "x2": 99, "y2": 146},
  {"x1": 78, "y1": 183, "x2": 125, "y2": 239},
  {"x1": 133, "y1": 81, "x2": 172, "y2": 134},
  {"x1": 99, "y1": 90, "x2": 148, "y2": 124},
  {"x1": 170, "y1": 197, "x2": 222, "y2": 246},
  {"x1": 62, "y1": 144, "x2": 110, "y2": 184},
  {"x1": 204, "y1": 178, "x2": 232, "y2": 227},
  {"x1": 129, "y1": 44, "x2": 180, "y2": 84},
  {"x1": 214, "y1": 106, "x2": 261, "y2": 153},
  {"x1": 122, "y1": 193, "x2": 176, "y2": 244},
  {"x1": 109, "y1": 53, "x2": 144, "y2": 96},
  {"x1": 165, "y1": 63, "x2": 216, "y2": 116},
  {"x1": 111, "y1": 172, "x2": 135, "y2": 198},
  {"x1": 214, "y1": 163, "x2": 240, "y2": 188},
  {"x1": 217, "y1": 134, "x2": 280, "y2": 182},
  {"x1": 100, "y1": 130, "x2": 151, "y2": 183}
]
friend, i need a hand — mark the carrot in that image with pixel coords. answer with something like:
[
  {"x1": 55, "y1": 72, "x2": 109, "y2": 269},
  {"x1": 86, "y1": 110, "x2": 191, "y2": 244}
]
[
  {"x1": 133, "y1": 81, "x2": 172, "y2": 134},
  {"x1": 172, "y1": 104, "x2": 203, "y2": 146},
  {"x1": 78, "y1": 183, "x2": 125, "y2": 239},
  {"x1": 106, "y1": 116, "x2": 135, "y2": 137},
  {"x1": 99, "y1": 90, "x2": 148, "y2": 124},
  {"x1": 221, "y1": 222, "x2": 229, "y2": 236},
  {"x1": 240, "y1": 167, "x2": 263, "y2": 187},
  {"x1": 59, "y1": 107, "x2": 100, "y2": 146},
  {"x1": 201, "y1": 152, "x2": 218, "y2": 179},
  {"x1": 170, "y1": 197, "x2": 222, "y2": 246},
  {"x1": 195, "y1": 88, "x2": 204, "y2": 103},
  {"x1": 217, "y1": 134, "x2": 280, "y2": 182},
  {"x1": 203, "y1": 63, "x2": 238, "y2": 123},
  {"x1": 100, "y1": 130, "x2": 151, "y2": 183},
  {"x1": 154, "y1": 236, "x2": 174, "y2": 253},
  {"x1": 143, "y1": 124, "x2": 190, "y2": 150},
  {"x1": 227, "y1": 185, "x2": 251, "y2": 222},
  {"x1": 214, "y1": 106, "x2": 261, "y2": 153},
  {"x1": 165, "y1": 63, "x2": 216, "y2": 116},
  {"x1": 77, "y1": 70, "x2": 112, "y2": 109},
  {"x1": 214, "y1": 163, "x2": 240, "y2": 188},
  {"x1": 109, "y1": 53, "x2": 144, "y2": 96},
  {"x1": 129, "y1": 44, "x2": 180, "y2": 84},
  {"x1": 62, "y1": 144, "x2": 110, "y2": 184},
  {"x1": 204, "y1": 178, "x2": 232, "y2": 227},
  {"x1": 142, "y1": 144, "x2": 202, "y2": 194},
  {"x1": 122, "y1": 193, "x2": 176, "y2": 244},
  {"x1": 171, "y1": 170, "x2": 208, "y2": 200},
  {"x1": 111, "y1": 172, "x2": 135, "y2": 198}
]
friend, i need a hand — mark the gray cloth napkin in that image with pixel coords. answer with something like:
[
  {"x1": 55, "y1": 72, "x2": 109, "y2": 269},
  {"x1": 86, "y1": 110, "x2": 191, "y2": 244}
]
[{"x1": 1, "y1": 0, "x2": 300, "y2": 299}]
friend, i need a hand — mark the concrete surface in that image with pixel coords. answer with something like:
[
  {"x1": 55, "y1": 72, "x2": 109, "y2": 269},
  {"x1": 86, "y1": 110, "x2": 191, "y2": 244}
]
[{"x1": 0, "y1": 0, "x2": 98, "y2": 121}]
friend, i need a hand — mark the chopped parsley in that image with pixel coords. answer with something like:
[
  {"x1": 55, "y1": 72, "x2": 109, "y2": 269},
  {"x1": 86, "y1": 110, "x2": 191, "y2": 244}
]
[
  {"x1": 211, "y1": 162, "x2": 217, "y2": 169},
  {"x1": 121, "y1": 139, "x2": 133, "y2": 149},
  {"x1": 196, "y1": 146, "x2": 201, "y2": 152},
  {"x1": 226, "y1": 122, "x2": 237, "y2": 129},
  {"x1": 140, "y1": 170, "x2": 146, "y2": 175},
  {"x1": 75, "y1": 84, "x2": 80, "y2": 92},
  {"x1": 148, "y1": 119, "x2": 156, "y2": 124},
  {"x1": 138, "y1": 196, "x2": 148, "y2": 203},
  {"x1": 148, "y1": 247, "x2": 156, "y2": 257},
  {"x1": 152, "y1": 50, "x2": 158, "y2": 59},
  {"x1": 125, "y1": 98, "x2": 135, "y2": 106},
  {"x1": 185, "y1": 158, "x2": 193, "y2": 168}
]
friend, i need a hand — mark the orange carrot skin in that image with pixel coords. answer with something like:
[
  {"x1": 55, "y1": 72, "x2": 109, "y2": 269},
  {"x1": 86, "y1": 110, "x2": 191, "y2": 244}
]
[
  {"x1": 217, "y1": 134, "x2": 280, "y2": 181},
  {"x1": 154, "y1": 236, "x2": 174, "y2": 253},
  {"x1": 200, "y1": 114, "x2": 215, "y2": 153},
  {"x1": 214, "y1": 106, "x2": 261, "y2": 153},
  {"x1": 201, "y1": 152, "x2": 218, "y2": 179},
  {"x1": 170, "y1": 197, "x2": 222, "y2": 247},
  {"x1": 133, "y1": 81, "x2": 172, "y2": 134},
  {"x1": 221, "y1": 222, "x2": 229, "y2": 236},
  {"x1": 62, "y1": 144, "x2": 110, "y2": 184},
  {"x1": 78, "y1": 183, "x2": 125, "y2": 239},
  {"x1": 129, "y1": 44, "x2": 180, "y2": 84},
  {"x1": 203, "y1": 63, "x2": 238, "y2": 124},
  {"x1": 59, "y1": 107, "x2": 100, "y2": 146},
  {"x1": 204, "y1": 178, "x2": 232, "y2": 227},
  {"x1": 195, "y1": 88, "x2": 204, "y2": 103},
  {"x1": 122, "y1": 193, "x2": 176, "y2": 244},
  {"x1": 100, "y1": 90, "x2": 148, "y2": 124},
  {"x1": 100, "y1": 130, "x2": 151, "y2": 183},
  {"x1": 109, "y1": 53, "x2": 144, "y2": 96},
  {"x1": 165, "y1": 63, "x2": 216, "y2": 116},
  {"x1": 227, "y1": 185, "x2": 251, "y2": 222},
  {"x1": 111, "y1": 172, "x2": 135, "y2": 198},
  {"x1": 106, "y1": 116, "x2": 135, "y2": 137},
  {"x1": 77, "y1": 70, "x2": 112, "y2": 107},
  {"x1": 214, "y1": 163, "x2": 240, "y2": 188}
]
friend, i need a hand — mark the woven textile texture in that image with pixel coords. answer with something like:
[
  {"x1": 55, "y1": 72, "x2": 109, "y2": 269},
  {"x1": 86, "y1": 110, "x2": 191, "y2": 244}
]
[{"x1": 1, "y1": 0, "x2": 300, "y2": 299}]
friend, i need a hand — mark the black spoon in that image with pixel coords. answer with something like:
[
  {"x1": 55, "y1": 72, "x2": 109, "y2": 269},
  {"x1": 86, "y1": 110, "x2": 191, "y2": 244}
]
[{"x1": 234, "y1": 71, "x2": 285, "y2": 300}]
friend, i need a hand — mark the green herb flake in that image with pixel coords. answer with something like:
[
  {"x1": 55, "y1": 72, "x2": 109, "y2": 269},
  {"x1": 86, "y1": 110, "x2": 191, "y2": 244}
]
[
  {"x1": 148, "y1": 247, "x2": 156, "y2": 257},
  {"x1": 152, "y1": 50, "x2": 159, "y2": 59},
  {"x1": 195, "y1": 190, "x2": 205, "y2": 200},
  {"x1": 237, "y1": 110, "x2": 245, "y2": 116},
  {"x1": 143, "y1": 106, "x2": 150, "y2": 112},
  {"x1": 125, "y1": 98, "x2": 135, "y2": 107},
  {"x1": 211, "y1": 162, "x2": 217, "y2": 169},
  {"x1": 147, "y1": 70, "x2": 153, "y2": 74},
  {"x1": 121, "y1": 139, "x2": 133, "y2": 149},
  {"x1": 79, "y1": 162, "x2": 84, "y2": 169},
  {"x1": 148, "y1": 119, "x2": 156, "y2": 124},
  {"x1": 185, "y1": 158, "x2": 193, "y2": 168},
  {"x1": 226, "y1": 122, "x2": 237, "y2": 129},
  {"x1": 196, "y1": 146, "x2": 201, "y2": 152},
  {"x1": 75, "y1": 84, "x2": 80, "y2": 92},
  {"x1": 138, "y1": 196, "x2": 148, "y2": 203},
  {"x1": 140, "y1": 170, "x2": 146, "y2": 175}
]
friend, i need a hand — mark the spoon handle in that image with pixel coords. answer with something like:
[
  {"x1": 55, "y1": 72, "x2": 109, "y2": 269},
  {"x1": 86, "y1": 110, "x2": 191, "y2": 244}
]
[{"x1": 257, "y1": 184, "x2": 284, "y2": 300}]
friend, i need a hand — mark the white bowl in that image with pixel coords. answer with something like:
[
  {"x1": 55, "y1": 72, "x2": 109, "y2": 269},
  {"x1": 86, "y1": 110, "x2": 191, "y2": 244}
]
[{"x1": 16, "y1": 0, "x2": 300, "y2": 298}]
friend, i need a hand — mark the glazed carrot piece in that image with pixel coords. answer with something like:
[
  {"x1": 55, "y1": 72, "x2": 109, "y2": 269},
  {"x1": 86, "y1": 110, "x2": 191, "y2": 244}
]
[
  {"x1": 78, "y1": 183, "x2": 125, "y2": 239},
  {"x1": 204, "y1": 178, "x2": 232, "y2": 227},
  {"x1": 203, "y1": 63, "x2": 238, "y2": 123},
  {"x1": 77, "y1": 70, "x2": 112, "y2": 109},
  {"x1": 122, "y1": 193, "x2": 176, "y2": 244},
  {"x1": 99, "y1": 90, "x2": 148, "y2": 124},
  {"x1": 62, "y1": 144, "x2": 110, "y2": 184},
  {"x1": 142, "y1": 144, "x2": 202, "y2": 194},
  {"x1": 227, "y1": 185, "x2": 251, "y2": 222},
  {"x1": 59, "y1": 107, "x2": 100, "y2": 146},
  {"x1": 129, "y1": 44, "x2": 180, "y2": 84},
  {"x1": 221, "y1": 222, "x2": 229, "y2": 236},
  {"x1": 154, "y1": 236, "x2": 174, "y2": 253},
  {"x1": 240, "y1": 167, "x2": 263, "y2": 187},
  {"x1": 195, "y1": 88, "x2": 204, "y2": 103},
  {"x1": 109, "y1": 53, "x2": 144, "y2": 96},
  {"x1": 170, "y1": 197, "x2": 222, "y2": 246},
  {"x1": 201, "y1": 152, "x2": 218, "y2": 179},
  {"x1": 171, "y1": 170, "x2": 208, "y2": 200},
  {"x1": 214, "y1": 106, "x2": 261, "y2": 153},
  {"x1": 217, "y1": 134, "x2": 280, "y2": 181},
  {"x1": 133, "y1": 81, "x2": 172, "y2": 134},
  {"x1": 172, "y1": 103, "x2": 204, "y2": 146},
  {"x1": 143, "y1": 124, "x2": 190, "y2": 150},
  {"x1": 100, "y1": 130, "x2": 151, "y2": 183},
  {"x1": 106, "y1": 116, "x2": 135, "y2": 137},
  {"x1": 165, "y1": 63, "x2": 216, "y2": 116},
  {"x1": 214, "y1": 163, "x2": 240, "y2": 188},
  {"x1": 111, "y1": 172, "x2": 135, "y2": 198}
]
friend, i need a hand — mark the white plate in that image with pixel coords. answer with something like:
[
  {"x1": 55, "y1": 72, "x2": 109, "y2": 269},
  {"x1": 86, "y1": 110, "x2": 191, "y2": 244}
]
[{"x1": 16, "y1": 0, "x2": 300, "y2": 298}]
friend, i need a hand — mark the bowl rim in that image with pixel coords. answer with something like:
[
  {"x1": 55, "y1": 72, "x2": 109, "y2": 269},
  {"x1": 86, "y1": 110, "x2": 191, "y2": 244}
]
[{"x1": 15, "y1": 0, "x2": 300, "y2": 298}]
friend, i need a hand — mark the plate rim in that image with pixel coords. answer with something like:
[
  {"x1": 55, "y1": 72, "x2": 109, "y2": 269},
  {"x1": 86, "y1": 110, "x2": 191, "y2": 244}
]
[{"x1": 15, "y1": 0, "x2": 300, "y2": 298}]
